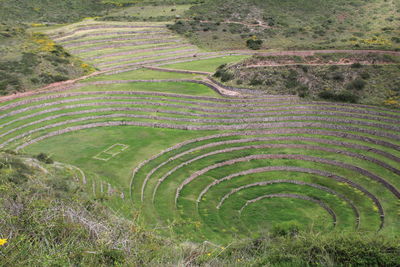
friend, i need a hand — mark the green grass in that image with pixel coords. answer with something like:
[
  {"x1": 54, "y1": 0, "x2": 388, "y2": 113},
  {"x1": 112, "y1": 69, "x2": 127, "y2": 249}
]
[
  {"x1": 90, "y1": 46, "x2": 197, "y2": 64},
  {"x1": 77, "y1": 42, "x2": 181, "y2": 58},
  {"x1": 83, "y1": 68, "x2": 200, "y2": 81},
  {"x1": 160, "y1": 55, "x2": 249, "y2": 72},
  {"x1": 98, "y1": 51, "x2": 198, "y2": 69}
]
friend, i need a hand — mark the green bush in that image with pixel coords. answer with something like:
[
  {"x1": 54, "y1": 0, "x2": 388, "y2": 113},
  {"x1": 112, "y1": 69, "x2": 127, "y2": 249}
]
[
  {"x1": 36, "y1": 153, "x2": 54, "y2": 164},
  {"x1": 297, "y1": 85, "x2": 309, "y2": 97},
  {"x1": 246, "y1": 38, "x2": 263, "y2": 50},
  {"x1": 319, "y1": 90, "x2": 358, "y2": 103},
  {"x1": 331, "y1": 72, "x2": 344, "y2": 81},
  {"x1": 220, "y1": 71, "x2": 234, "y2": 82},
  {"x1": 351, "y1": 62, "x2": 362, "y2": 68},
  {"x1": 347, "y1": 78, "x2": 367, "y2": 90}
]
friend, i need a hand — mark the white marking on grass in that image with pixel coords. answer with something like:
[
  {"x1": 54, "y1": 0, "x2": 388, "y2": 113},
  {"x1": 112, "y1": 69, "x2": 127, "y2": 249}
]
[{"x1": 93, "y1": 143, "x2": 129, "y2": 161}]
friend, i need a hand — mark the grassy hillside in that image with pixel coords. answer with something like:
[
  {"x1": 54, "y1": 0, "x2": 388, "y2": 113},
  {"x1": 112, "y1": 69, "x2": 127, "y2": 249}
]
[
  {"x1": 0, "y1": 0, "x2": 199, "y2": 24},
  {"x1": 1, "y1": 152, "x2": 399, "y2": 265},
  {"x1": 0, "y1": 0, "x2": 112, "y2": 24},
  {"x1": 169, "y1": 0, "x2": 400, "y2": 50},
  {"x1": 213, "y1": 53, "x2": 400, "y2": 107},
  {"x1": 0, "y1": 25, "x2": 94, "y2": 95}
]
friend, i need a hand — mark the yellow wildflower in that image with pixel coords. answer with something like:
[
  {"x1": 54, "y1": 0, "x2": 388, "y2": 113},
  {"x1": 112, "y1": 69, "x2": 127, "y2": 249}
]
[{"x1": 0, "y1": 239, "x2": 8, "y2": 246}]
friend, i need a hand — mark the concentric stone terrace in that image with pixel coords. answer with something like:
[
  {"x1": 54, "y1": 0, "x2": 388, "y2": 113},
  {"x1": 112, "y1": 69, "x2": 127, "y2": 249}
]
[
  {"x1": 1, "y1": 19, "x2": 399, "y2": 243},
  {"x1": 46, "y1": 20, "x2": 250, "y2": 75}
]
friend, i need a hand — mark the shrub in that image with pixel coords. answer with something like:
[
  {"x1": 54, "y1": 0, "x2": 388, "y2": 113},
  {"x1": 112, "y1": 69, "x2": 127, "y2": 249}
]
[
  {"x1": 318, "y1": 90, "x2": 358, "y2": 103},
  {"x1": 36, "y1": 153, "x2": 54, "y2": 164},
  {"x1": 246, "y1": 38, "x2": 263, "y2": 50},
  {"x1": 250, "y1": 77, "x2": 264, "y2": 86},
  {"x1": 360, "y1": 72, "x2": 370, "y2": 79},
  {"x1": 285, "y1": 69, "x2": 299, "y2": 88},
  {"x1": 331, "y1": 72, "x2": 344, "y2": 81},
  {"x1": 347, "y1": 78, "x2": 367, "y2": 90},
  {"x1": 351, "y1": 62, "x2": 362, "y2": 68},
  {"x1": 329, "y1": 65, "x2": 339, "y2": 71},
  {"x1": 297, "y1": 85, "x2": 309, "y2": 97},
  {"x1": 220, "y1": 71, "x2": 234, "y2": 82},
  {"x1": 271, "y1": 221, "x2": 301, "y2": 237}
]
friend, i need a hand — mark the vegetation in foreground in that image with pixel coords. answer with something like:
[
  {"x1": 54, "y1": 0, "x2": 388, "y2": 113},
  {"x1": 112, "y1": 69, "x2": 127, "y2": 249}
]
[
  {"x1": 1, "y1": 152, "x2": 399, "y2": 266},
  {"x1": 169, "y1": 0, "x2": 400, "y2": 51},
  {"x1": 213, "y1": 53, "x2": 400, "y2": 107}
]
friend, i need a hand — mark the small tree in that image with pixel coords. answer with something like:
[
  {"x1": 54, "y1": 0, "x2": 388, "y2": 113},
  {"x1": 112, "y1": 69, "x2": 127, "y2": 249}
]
[{"x1": 246, "y1": 36, "x2": 263, "y2": 50}]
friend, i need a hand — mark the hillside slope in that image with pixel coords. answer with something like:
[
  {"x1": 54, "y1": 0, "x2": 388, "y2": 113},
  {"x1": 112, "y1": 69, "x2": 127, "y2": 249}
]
[
  {"x1": 169, "y1": 0, "x2": 400, "y2": 50},
  {"x1": 0, "y1": 0, "x2": 111, "y2": 24},
  {"x1": 0, "y1": 25, "x2": 93, "y2": 95}
]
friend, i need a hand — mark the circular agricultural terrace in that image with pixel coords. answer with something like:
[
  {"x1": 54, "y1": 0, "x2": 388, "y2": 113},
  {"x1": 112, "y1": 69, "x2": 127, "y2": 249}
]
[{"x1": 1, "y1": 20, "x2": 399, "y2": 243}]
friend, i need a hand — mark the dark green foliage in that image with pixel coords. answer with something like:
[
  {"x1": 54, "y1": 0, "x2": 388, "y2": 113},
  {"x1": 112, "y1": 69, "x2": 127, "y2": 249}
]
[
  {"x1": 249, "y1": 77, "x2": 264, "y2": 86},
  {"x1": 347, "y1": 78, "x2": 367, "y2": 90},
  {"x1": 351, "y1": 62, "x2": 363, "y2": 68},
  {"x1": 271, "y1": 221, "x2": 301, "y2": 237},
  {"x1": 360, "y1": 72, "x2": 370, "y2": 79},
  {"x1": 297, "y1": 85, "x2": 309, "y2": 97},
  {"x1": 331, "y1": 72, "x2": 344, "y2": 81},
  {"x1": 214, "y1": 65, "x2": 234, "y2": 82},
  {"x1": 319, "y1": 90, "x2": 358, "y2": 103},
  {"x1": 246, "y1": 38, "x2": 263, "y2": 50},
  {"x1": 36, "y1": 153, "x2": 54, "y2": 164},
  {"x1": 285, "y1": 69, "x2": 299, "y2": 88}
]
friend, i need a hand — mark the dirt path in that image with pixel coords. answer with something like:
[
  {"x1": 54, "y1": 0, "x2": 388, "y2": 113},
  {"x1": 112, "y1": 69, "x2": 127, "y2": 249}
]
[
  {"x1": 242, "y1": 62, "x2": 398, "y2": 69},
  {"x1": 181, "y1": 19, "x2": 272, "y2": 29}
]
